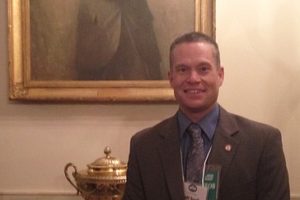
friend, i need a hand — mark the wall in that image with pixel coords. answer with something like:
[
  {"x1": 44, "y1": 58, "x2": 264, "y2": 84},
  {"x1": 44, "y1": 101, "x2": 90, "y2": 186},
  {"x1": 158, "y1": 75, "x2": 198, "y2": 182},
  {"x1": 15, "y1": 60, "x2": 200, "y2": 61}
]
[
  {"x1": 217, "y1": 1, "x2": 300, "y2": 198},
  {"x1": 0, "y1": 0, "x2": 300, "y2": 199}
]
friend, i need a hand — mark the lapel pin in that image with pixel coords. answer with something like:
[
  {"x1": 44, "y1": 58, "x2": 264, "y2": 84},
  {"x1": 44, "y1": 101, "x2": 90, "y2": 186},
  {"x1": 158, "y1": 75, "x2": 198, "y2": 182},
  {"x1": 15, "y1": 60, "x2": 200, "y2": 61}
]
[{"x1": 225, "y1": 144, "x2": 232, "y2": 152}]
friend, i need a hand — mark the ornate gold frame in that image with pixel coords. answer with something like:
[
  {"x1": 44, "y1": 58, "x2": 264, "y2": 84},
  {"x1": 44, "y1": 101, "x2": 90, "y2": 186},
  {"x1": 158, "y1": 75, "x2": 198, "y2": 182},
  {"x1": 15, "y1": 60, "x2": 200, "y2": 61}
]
[{"x1": 8, "y1": 0, "x2": 215, "y2": 102}]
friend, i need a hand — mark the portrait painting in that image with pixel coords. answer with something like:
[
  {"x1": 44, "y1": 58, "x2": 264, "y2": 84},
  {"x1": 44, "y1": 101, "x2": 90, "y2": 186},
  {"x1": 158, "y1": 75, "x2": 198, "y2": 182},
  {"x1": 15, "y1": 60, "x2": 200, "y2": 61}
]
[{"x1": 8, "y1": 0, "x2": 215, "y2": 102}]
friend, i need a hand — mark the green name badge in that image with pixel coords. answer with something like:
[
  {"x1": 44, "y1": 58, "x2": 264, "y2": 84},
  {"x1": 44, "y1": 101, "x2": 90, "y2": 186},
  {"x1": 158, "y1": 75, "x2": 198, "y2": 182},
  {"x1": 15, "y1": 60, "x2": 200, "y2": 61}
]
[{"x1": 203, "y1": 165, "x2": 221, "y2": 200}]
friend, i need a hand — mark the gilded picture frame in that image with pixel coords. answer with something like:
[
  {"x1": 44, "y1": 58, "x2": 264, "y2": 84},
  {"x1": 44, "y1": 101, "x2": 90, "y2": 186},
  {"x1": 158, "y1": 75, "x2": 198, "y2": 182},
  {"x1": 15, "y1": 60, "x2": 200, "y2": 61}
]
[{"x1": 8, "y1": 0, "x2": 215, "y2": 102}]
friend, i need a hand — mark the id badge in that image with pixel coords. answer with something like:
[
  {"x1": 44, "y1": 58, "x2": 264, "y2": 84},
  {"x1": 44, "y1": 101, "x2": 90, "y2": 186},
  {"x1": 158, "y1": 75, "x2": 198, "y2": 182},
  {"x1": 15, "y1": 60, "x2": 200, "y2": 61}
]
[
  {"x1": 183, "y1": 182, "x2": 208, "y2": 200},
  {"x1": 203, "y1": 165, "x2": 221, "y2": 200}
]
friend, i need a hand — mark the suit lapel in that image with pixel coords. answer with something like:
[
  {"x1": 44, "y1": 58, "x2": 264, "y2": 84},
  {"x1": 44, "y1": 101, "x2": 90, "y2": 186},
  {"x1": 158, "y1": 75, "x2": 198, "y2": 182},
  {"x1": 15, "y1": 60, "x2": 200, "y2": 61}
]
[
  {"x1": 207, "y1": 107, "x2": 240, "y2": 183},
  {"x1": 158, "y1": 116, "x2": 185, "y2": 200}
]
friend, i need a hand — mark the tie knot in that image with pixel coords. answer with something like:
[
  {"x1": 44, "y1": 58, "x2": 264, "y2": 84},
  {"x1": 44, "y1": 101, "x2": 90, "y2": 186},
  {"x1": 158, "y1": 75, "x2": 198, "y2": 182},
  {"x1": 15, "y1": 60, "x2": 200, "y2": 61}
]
[{"x1": 187, "y1": 124, "x2": 202, "y2": 139}]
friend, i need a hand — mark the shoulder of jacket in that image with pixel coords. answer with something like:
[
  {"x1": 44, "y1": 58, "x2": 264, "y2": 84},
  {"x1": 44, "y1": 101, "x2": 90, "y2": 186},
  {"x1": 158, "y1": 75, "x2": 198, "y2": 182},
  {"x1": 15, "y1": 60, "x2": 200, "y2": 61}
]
[{"x1": 219, "y1": 106, "x2": 280, "y2": 137}]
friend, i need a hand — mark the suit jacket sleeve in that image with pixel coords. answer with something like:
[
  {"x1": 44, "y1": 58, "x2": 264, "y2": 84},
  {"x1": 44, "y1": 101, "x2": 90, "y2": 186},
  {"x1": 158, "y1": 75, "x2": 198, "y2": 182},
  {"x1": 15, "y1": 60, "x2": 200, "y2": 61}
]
[
  {"x1": 122, "y1": 136, "x2": 146, "y2": 200},
  {"x1": 256, "y1": 128, "x2": 290, "y2": 200}
]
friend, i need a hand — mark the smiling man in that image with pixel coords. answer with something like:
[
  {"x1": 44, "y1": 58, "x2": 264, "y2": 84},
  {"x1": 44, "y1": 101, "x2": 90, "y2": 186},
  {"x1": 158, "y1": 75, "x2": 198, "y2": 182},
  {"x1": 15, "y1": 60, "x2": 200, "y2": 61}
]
[
  {"x1": 169, "y1": 35, "x2": 224, "y2": 123},
  {"x1": 123, "y1": 32, "x2": 290, "y2": 200}
]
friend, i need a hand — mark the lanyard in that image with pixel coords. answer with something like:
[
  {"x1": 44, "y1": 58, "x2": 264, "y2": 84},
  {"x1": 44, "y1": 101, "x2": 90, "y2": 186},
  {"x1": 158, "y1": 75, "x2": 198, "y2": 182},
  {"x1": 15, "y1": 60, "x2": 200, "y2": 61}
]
[
  {"x1": 201, "y1": 147, "x2": 212, "y2": 185},
  {"x1": 180, "y1": 146, "x2": 212, "y2": 185}
]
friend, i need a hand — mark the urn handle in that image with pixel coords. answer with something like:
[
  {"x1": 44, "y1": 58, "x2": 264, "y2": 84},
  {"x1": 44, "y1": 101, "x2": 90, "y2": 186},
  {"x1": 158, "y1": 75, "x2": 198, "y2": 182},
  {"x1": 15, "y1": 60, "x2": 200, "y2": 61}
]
[{"x1": 64, "y1": 162, "x2": 80, "y2": 194}]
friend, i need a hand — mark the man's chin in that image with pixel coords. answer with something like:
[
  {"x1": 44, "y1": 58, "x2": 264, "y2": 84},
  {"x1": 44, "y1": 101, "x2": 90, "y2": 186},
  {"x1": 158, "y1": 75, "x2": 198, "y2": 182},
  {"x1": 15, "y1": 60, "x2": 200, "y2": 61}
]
[{"x1": 181, "y1": 102, "x2": 207, "y2": 112}]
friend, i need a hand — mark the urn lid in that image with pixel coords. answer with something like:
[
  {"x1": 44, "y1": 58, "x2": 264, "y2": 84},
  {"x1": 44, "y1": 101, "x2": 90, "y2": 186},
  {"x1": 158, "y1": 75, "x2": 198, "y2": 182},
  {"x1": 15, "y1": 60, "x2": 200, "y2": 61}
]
[{"x1": 86, "y1": 146, "x2": 127, "y2": 179}]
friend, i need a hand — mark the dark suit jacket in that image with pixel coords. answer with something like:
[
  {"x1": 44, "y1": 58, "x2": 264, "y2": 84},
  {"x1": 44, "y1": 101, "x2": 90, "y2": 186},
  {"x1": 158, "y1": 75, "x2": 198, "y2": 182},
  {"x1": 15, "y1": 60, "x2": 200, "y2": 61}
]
[{"x1": 123, "y1": 107, "x2": 290, "y2": 200}]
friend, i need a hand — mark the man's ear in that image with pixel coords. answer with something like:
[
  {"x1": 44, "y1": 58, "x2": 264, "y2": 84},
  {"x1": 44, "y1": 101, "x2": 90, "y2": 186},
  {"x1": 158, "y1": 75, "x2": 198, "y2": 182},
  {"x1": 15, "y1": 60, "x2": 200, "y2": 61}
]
[{"x1": 218, "y1": 66, "x2": 224, "y2": 86}]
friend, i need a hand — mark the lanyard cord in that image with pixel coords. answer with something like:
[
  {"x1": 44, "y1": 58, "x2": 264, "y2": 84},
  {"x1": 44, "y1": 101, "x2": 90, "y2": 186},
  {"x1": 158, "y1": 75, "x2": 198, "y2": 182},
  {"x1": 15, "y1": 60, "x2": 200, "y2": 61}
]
[
  {"x1": 202, "y1": 147, "x2": 212, "y2": 185},
  {"x1": 180, "y1": 146, "x2": 212, "y2": 185}
]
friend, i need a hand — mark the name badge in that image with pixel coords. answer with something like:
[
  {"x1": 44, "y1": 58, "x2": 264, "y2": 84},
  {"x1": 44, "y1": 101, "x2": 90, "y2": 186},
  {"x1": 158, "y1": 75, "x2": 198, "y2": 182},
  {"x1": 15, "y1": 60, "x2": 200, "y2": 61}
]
[
  {"x1": 183, "y1": 182, "x2": 208, "y2": 200},
  {"x1": 203, "y1": 165, "x2": 221, "y2": 200},
  {"x1": 183, "y1": 165, "x2": 221, "y2": 200}
]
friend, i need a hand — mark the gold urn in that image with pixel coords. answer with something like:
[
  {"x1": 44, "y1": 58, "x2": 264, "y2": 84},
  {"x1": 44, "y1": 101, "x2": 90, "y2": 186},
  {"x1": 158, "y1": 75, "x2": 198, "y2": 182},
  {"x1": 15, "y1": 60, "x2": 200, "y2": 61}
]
[{"x1": 64, "y1": 147, "x2": 127, "y2": 200}]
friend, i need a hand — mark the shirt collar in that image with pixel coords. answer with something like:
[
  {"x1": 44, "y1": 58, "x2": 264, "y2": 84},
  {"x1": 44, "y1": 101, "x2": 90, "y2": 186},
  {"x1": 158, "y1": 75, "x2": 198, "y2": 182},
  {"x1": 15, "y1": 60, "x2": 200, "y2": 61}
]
[{"x1": 177, "y1": 104, "x2": 220, "y2": 141}]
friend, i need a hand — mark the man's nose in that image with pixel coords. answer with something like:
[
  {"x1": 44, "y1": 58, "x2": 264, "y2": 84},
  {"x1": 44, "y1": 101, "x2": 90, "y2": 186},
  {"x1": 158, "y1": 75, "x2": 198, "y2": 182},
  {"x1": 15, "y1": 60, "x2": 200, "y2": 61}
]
[{"x1": 187, "y1": 70, "x2": 201, "y2": 82}]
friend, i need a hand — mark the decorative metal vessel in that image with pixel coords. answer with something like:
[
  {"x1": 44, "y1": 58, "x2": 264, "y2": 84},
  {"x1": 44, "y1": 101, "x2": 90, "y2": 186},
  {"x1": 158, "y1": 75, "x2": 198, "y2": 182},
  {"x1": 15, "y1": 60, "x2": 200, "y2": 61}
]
[{"x1": 64, "y1": 147, "x2": 127, "y2": 200}]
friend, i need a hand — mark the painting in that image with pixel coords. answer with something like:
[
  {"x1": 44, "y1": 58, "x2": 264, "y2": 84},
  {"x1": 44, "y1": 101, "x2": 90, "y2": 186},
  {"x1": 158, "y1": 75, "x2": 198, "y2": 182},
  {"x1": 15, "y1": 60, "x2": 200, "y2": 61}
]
[{"x1": 8, "y1": 0, "x2": 215, "y2": 102}]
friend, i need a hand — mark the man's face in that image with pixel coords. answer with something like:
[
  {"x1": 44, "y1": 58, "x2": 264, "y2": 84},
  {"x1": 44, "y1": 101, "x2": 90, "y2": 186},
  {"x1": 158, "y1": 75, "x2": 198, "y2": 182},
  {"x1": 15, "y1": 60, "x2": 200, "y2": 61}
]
[{"x1": 168, "y1": 42, "x2": 224, "y2": 115}]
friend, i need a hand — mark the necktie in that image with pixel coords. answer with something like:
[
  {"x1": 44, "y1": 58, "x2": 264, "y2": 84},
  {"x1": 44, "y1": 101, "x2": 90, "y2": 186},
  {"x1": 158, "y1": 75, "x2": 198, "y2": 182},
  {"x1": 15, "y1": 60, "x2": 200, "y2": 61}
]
[{"x1": 186, "y1": 123, "x2": 205, "y2": 183}]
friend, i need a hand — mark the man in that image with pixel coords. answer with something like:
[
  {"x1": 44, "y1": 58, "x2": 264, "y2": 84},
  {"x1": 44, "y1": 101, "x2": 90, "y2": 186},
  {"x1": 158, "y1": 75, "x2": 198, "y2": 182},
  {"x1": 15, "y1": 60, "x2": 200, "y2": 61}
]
[{"x1": 123, "y1": 32, "x2": 290, "y2": 200}]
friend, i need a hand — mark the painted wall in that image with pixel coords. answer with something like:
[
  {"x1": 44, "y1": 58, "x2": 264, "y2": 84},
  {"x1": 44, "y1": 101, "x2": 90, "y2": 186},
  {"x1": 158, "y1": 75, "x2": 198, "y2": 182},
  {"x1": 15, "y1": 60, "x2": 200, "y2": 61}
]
[{"x1": 0, "y1": 0, "x2": 299, "y2": 198}]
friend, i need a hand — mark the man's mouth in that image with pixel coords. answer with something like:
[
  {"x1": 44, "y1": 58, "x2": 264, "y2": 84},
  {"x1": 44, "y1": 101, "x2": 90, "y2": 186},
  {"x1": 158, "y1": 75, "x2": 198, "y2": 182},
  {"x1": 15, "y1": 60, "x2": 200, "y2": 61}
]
[{"x1": 184, "y1": 89, "x2": 204, "y2": 94}]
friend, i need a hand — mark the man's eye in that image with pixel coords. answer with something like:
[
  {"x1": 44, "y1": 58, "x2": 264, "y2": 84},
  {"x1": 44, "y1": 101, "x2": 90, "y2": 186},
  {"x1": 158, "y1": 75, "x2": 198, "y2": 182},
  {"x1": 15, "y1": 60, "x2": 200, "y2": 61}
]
[
  {"x1": 176, "y1": 67, "x2": 188, "y2": 73},
  {"x1": 179, "y1": 68, "x2": 186, "y2": 72},
  {"x1": 197, "y1": 66, "x2": 209, "y2": 73}
]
